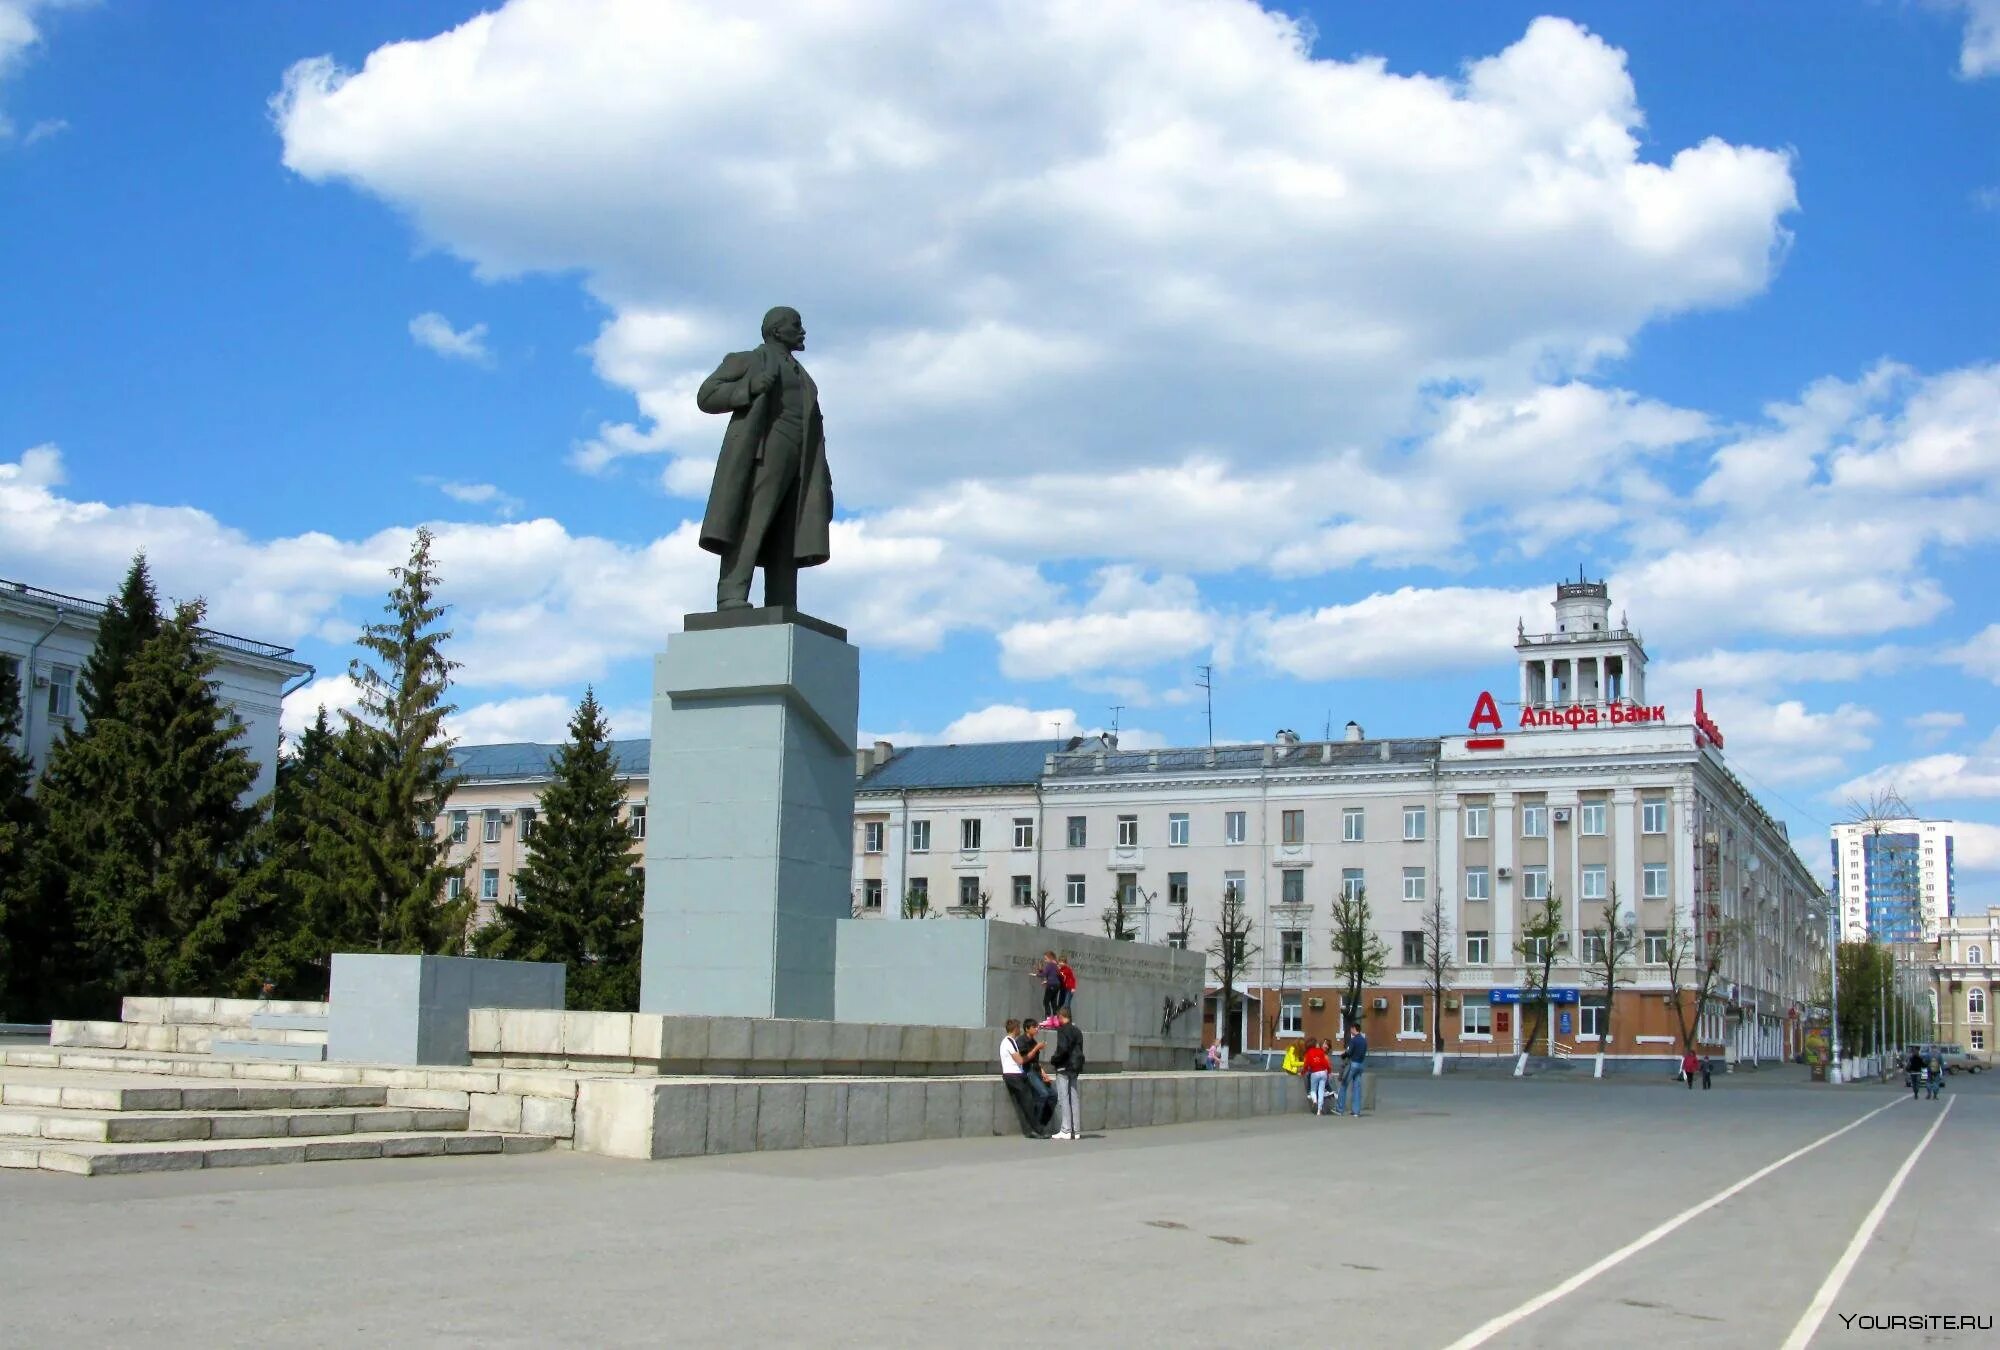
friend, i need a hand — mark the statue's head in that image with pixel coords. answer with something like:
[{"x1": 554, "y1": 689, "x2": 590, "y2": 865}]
[{"x1": 761, "y1": 306, "x2": 805, "y2": 351}]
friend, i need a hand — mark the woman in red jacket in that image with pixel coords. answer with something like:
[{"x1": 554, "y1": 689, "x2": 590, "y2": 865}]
[{"x1": 1303, "y1": 1040, "x2": 1334, "y2": 1116}]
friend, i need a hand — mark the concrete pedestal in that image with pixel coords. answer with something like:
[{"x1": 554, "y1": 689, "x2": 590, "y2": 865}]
[
  {"x1": 641, "y1": 615, "x2": 859, "y2": 1020},
  {"x1": 326, "y1": 954, "x2": 564, "y2": 1066}
]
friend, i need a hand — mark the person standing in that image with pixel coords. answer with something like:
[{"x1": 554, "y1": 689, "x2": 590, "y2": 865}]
[
  {"x1": 1926, "y1": 1051, "x2": 1944, "y2": 1100},
  {"x1": 1057, "y1": 957, "x2": 1078, "y2": 1012},
  {"x1": 1039, "y1": 951, "x2": 1063, "y2": 1019},
  {"x1": 1701, "y1": 1057, "x2": 1713, "y2": 1090},
  {"x1": 1681, "y1": 1048, "x2": 1699, "y2": 1090},
  {"x1": 1906, "y1": 1046, "x2": 1927, "y2": 1100},
  {"x1": 1016, "y1": 1018, "x2": 1056, "y2": 1131},
  {"x1": 1303, "y1": 1039, "x2": 1333, "y2": 1116},
  {"x1": 1333, "y1": 1023, "x2": 1368, "y2": 1117},
  {"x1": 999, "y1": 1020, "x2": 1049, "y2": 1139},
  {"x1": 1049, "y1": 1008, "x2": 1086, "y2": 1140}
]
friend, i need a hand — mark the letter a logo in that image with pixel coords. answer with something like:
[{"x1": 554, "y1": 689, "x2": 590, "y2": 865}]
[{"x1": 1469, "y1": 690, "x2": 1502, "y2": 733}]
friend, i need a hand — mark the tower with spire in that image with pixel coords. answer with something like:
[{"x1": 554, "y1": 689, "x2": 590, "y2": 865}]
[{"x1": 1514, "y1": 569, "x2": 1647, "y2": 710}]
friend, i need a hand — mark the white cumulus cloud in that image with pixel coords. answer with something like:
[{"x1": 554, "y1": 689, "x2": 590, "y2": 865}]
[{"x1": 408, "y1": 311, "x2": 492, "y2": 363}]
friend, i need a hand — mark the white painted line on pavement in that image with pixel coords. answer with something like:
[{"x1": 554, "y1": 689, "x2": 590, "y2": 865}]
[
  {"x1": 1441, "y1": 1095, "x2": 1906, "y2": 1350},
  {"x1": 1779, "y1": 1096, "x2": 1955, "y2": 1350}
]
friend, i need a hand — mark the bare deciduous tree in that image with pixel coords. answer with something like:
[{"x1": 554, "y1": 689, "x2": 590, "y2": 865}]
[
  {"x1": 1515, "y1": 893, "x2": 1566, "y2": 1064},
  {"x1": 1584, "y1": 886, "x2": 1638, "y2": 1076},
  {"x1": 1418, "y1": 890, "x2": 1456, "y2": 1068},
  {"x1": 1208, "y1": 888, "x2": 1259, "y2": 1055}
]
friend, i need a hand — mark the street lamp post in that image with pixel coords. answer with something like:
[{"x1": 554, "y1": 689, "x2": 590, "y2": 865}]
[{"x1": 1826, "y1": 906, "x2": 1842, "y2": 1085}]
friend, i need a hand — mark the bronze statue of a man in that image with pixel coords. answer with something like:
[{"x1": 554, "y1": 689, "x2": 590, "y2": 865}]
[{"x1": 695, "y1": 306, "x2": 833, "y2": 610}]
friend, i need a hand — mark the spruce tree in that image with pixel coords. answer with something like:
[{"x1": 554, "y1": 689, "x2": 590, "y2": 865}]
[
  {"x1": 236, "y1": 706, "x2": 341, "y2": 997},
  {"x1": 0, "y1": 656, "x2": 37, "y2": 1018},
  {"x1": 77, "y1": 552, "x2": 163, "y2": 727},
  {"x1": 295, "y1": 529, "x2": 470, "y2": 956},
  {"x1": 474, "y1": 689, "x2": 642, "y2": 1010},
  {"x1": 33, "y1": 602, "x2": 261, "y2": 1007}
]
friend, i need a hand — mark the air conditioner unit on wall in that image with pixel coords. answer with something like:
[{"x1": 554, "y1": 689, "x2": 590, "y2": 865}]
[
  {"x1": 1307, "y1": 997, "x2": 1325, "y2": 1010},
  {"x1": 1553, "y1": 808, "x2": 1572, "y2": 824},
  {"x1": 1371, "y1": 997, "x2": 1389, "y2": 1011},
  {"x1": 1497, "y1": 867, "x2": 1512, "y2": 879}
]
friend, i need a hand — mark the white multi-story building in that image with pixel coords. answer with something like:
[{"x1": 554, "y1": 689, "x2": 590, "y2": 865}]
[
  {"x1": 852, "y1": 578, "x2": 1828, "y2": 1067},
  {"x1": 1830, "y1": 818, "x2": 1955, "y2": 943},
  {"x1": 1, "y1": 576, "x2": 312, "y2": 800}
]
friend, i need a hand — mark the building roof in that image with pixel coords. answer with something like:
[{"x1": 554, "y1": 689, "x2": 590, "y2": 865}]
[
  {"x1": 451, "y1": 738, "x2": 650, "y2": 782},
  {"x1": 858, "y1": 739, "x2": 1055, "y2": 791},
  {"x1": 1, "y1": 575, "x2": 303, "y2": 664}
]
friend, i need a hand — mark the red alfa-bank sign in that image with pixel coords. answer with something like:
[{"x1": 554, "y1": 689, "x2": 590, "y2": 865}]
[{"x1": 1465, "y1": 689, "x2": 1723, "y2": 752}]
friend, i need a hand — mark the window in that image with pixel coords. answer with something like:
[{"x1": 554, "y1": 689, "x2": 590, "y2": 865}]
[
  {"x1": 1168, "y1": 872, "x2": 1189, "y2": 906},
  {"x1": 958, "y1": 876, "x2": 983, "y2": 908},
  {"x1": 862, "y1": 879, "x2": 883, "y2": 910},
  {"x1": 1224, "y1": 870, "x2": 1247, "y2": 902},
  {"x1": 1642, "y1": 799, "x2": 1668, "y2": 834},
  {"x1": 863, "y1": 821, "x2": 885, "y2": 854},
  {"x1": 1579, "y1": 932, "x2": 1606, "y2": 965},
  {"x1": 1279, "y1": 993, "x2": 1304, "y2": 1036},
  {"x1": 907, "y1": 877, "x2": 929, "y2": 910},
  {"x1": 1166, "y1": 932, "x2": 1188, "y2": 951},
  {"x1": 1013, "y1": 818, "x2": 1034, "y2": 849},
  {"x1": 1281, "y1": 869, "x2": 1305, "y2": 905},
  {"x1": 420, "y1": 820, "x2": 435, "y2": 840},
  {"x1": 446, "y1": 875, "x2": 464, "y2": 900},
  {"x1": 910, "y1": 819, "x2": 931, "y2": 853},
  {"x1": 1465, "y1": 866, "x2": 1490, "y2": 901},
  {"x1": 483, "y1": 809, "x2": 502, "y2": 843},
  {"x1": 1973, "y1": 1029, "x2": 1986, "y2": 1052},
  {"x1": 449, "y1": 810, "x2": 469, "y2": 845},
  {"x1": 1117, "y1": 815, "x2": 1139, "y2": 848},
  {"x1": 1580, "y1": 1001, "x2": 1608, "y2": 1041},
  {"x1": 1169, "y1": 813, "x2": 1190, "y2": 847},
  {"x1": 1066, "y1": 816, "x2": 1085, "y2": 848},
  {"x1": 1403, "y1": 806, "x2": 1426, "y2": 841},
  {"x1": 45, "y1": 664, "x2": 74, "y2": 719},
  {"x1": 1521, "y1": 866, "x2": 1549, "y2": 901},
  {"x1": 1522, "y1": 936, "x2": 1551, "y2": 964},
  {"x1": 1462, "y1": 1002, "x2": 1493, "y2": 1037},
  {"x1": 1643, "y1": 863, "x2": 1669, "y2": 899},
  {"x1": 518, "y1": 808, "x2": 536, "y2": 843},
  {"x1": 1010, "y1": 875, "x2": 1032, "y2": 907},
  {"x1": 1402, "y1": 930, "x2": 1425, "y2": 965},
  {"x1": 1283, "y1": 809, "x2": 1305, "y2": 846},
  {"x1": 627, "y1": 804, "x2": 647, "y2": 841},
  {"x1": 480, "y1": 868, "x2": 499, "y2": 901},
  {"x1": 1521, "y1": 804, "x2": 1548, "y2": 838},
  {"x1": 1281, "y1": 929, "x2": 1304, "y2": 966},
  {"x1": 1581, "y1": 865, "x2": 1607, "y2": 901},
  {"x1": 1401, "y1": 994, "x2": 1426, "y2": 1036},
  {"x1": 1971, "y1": 988, "x2": 1988, "y2": 1019},
  {"x1": 1463, "y1": 804, "x2": 1489, "y2": 840},
  {"x1": 1968, "y1": 944, "x2": 1982, "y2": 964},
  {"x1": 1116, "y1": 872, "x2": 1138, "y2": 904},
  {"x1": 1644, "y1": 930, "x2": 1668, "y2": 963},
  {"x1": 1340, "y1": 868, "x2": 1364, "y2": 902},
  {"x1": 1403, "y1": 867, "x2": 1427, "y2": 902},
  {"x1": 1224, "y1": 811, "x2": 1247, "y2": 845},
  {"x1": 1065, "y1": 875, "x2": 1086, "y2": 907},
  {"x1": 1580, "y1": 802, "x2": 1607, "y2": 835},
  {"x1": 960, "y1": 818, "x2": 982, "y2": 852},
  {"x1": 1342, "y1": 807, "x2": 1364, "y2": 843},
  {"x1": 1465, "y1": 931, "x2": 1490, "y2": 964}
]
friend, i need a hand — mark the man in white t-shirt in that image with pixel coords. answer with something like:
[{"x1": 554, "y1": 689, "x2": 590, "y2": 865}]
[{"x1": 1000, "y1": 1018, "x2": 1051, "y2": 1139}]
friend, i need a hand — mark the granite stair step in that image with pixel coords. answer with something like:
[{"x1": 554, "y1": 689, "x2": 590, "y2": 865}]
[
  {"x1": 210, "y1": 1039, "x2": 327, "y2": 1062},
  {"x1": 0, "y1": 1103, "x2": 466, "y2": 1144},
  {"x1": 0, "y1": 1076, "x2": 387, "y2": 1112},
  {"x1": 248, "y1": 1012, "x2": 329, "y2": 1034},
  {"x1": 0, "y1": 1130, "x2": 555, "y2": 1176}
]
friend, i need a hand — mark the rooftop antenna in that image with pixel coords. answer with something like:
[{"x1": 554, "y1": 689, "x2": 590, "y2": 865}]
[
  {"x1": 1195, "y1": 664, "x2": 1214, "y2": 749},
  {"x1": 1108, "y1": 705, "x2": 1123, "y2": 739},
  {"x1": 1051, "y1": 720, "x2": 1064, "y2": 748}
]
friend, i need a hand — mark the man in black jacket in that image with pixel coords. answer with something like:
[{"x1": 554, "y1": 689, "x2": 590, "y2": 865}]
[{"x1": 1049, "y1": 1009, "x2": 1086, "y2": 1140}]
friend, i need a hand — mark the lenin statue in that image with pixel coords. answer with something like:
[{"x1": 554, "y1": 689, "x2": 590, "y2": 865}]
[{"x1": 695, "y1": 306, "x2": 834, "y2": 610}]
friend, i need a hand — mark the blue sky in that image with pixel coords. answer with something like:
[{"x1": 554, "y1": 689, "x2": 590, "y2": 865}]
[{"x1": 3, "y1": 0, "x2": 1998, "y2": 888}]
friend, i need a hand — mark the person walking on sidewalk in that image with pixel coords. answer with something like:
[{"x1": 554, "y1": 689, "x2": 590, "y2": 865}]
[
  {"x1": 1681, "y1": 1048, "x2": 1699, "y2": 1090},
  {"x1": 1906, "y1": 1046, "x2": 1928, "y2": 1100},
  {"x1": 1701, "y1": 1056, "x2": 1714, "y2": 1090},
  {"x1": 1926, "y1": 1050, "x2": 1945, "y2": 1100},
  {"x1": 1303, "y1": 1039, "x2": 1333, "y2": 1115},
  {"x1": 1332, "y1": 1023, "x2": 1368, "y2": 1117},
  {"x1": 1049, "y1": 1008, "x2": 1086, "y2": 1140}
]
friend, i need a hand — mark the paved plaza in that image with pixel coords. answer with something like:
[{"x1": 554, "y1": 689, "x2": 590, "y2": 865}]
[{"x1": 0, "y1": 1068, "x2": 1989, "y2": 1348}]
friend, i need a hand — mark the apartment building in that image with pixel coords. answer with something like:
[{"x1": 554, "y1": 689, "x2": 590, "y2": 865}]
[
  {"x1": 439, "y1": 740, "x2": 650, "y2": 930},
  {"x1": 1830, "y1": 817, "x2": 1956, "y2": 942},
  {"x1": 1929, "y1": 912, "x2": 1997, "y2": 1060},
  {"x1": 852, "y1": 579, "x2": 1829, "y2": 1067}
]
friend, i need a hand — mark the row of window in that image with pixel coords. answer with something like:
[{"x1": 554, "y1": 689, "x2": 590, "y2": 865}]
[
  {"x1": 1268, "y1": 928, "x2": 1678, "y2": 968},
  {"x1": 1275, "y1": 992, "x2": 1617, "y2": 1041},
  {"x1": 860, "y1": 799, "x2": 1673, "y2": 855},
  {"x1": 442, "y1": 805, "x2": 646, "y2": 845}
]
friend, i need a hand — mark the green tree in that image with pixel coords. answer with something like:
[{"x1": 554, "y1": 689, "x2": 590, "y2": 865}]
[
  {"x1": 0, "y1": 656, "x2": 39, "y2": 1017},
  {"x1": 1329, "y1": 884, "x2": 1389, "y2": 1030},
  {"x1": 236, "y1": 705, "x2": 344, "y2": 997},
  {"x1": 32, "y1": 603, "x2": 262, "y2": 1008},
  {"x1": 294, "y1": 529, "x2": 471, "y2": 958},
  {"x1": 1515, "y1": 893, "x2": 1566, "y2": 1056},
  {"x1": 472, "y1": 690, "x2": 642, "y2": 1010},
  {"x1": 76, "y1": 552, "x2": 164, "y2": 728}
]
